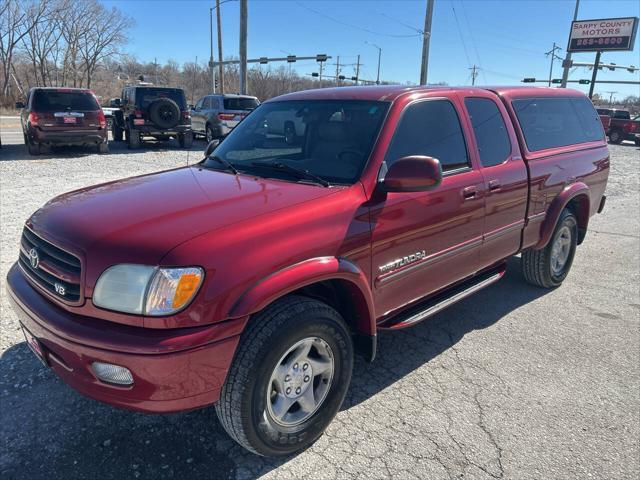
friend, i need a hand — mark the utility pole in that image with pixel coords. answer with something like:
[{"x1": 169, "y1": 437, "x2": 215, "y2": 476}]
[
  {"x1": 355, "y1": 54, "x2": 360, "y2": 85},
  {"x1": 366, "y1": 41, "x2": 382, "y2": 84},
  {"x1": 604, "y1": 91, "x2": 617, "y2": 105},
  {"x1": 318, "y1": 60, "x2": 324, "y2": 87},
  {"x1": 420, "y1": 0, "x2": 435, "y2": 85},
  {"x1": 545, "y1": 42, "x2": 562, "y2": 87},
  {"x1": 209, "y1": 7, "x2": 216, "y2": 93},
  {"x1": 560, "y1": 0, "x2": 580, "y2": 88},
  {"x1": 588, "y1": 50, "x2": 601, "y2": 99},
  {"x1": 239, "y1": 0, "x2": 248, "y2": 94},
  {"x1": 335, "y1": 56, "x2": 340, "y2": 84},
  {"x1": 216, "y1": 0, "x2": 224, "y2": 94},
  {"x1": 154, "y1": 57, "x2": 158, "y2": 84},
  {"x1": 469, "y1": 65, "x2": 479, "y2": 85}
]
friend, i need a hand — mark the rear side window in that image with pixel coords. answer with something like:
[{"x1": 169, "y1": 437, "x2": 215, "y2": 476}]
[
  {"x1": 224, "y1": 97, "x2": 259, "y2": 111},
  {"x1": 32, "y1": 90, "x2": 99, "y2": 112},
  {"x1": 612, "y1": 110, "x2": 630, "y2": 119},
  {"x1": 385, "y1": 99, "x2": 469, "y2": 172},
  {"x1": 512, "y1": 97, "x2": 604, "y2": 152},
  {"x1": 465, "y1": 97, "x2": 511, "y2": 167}
]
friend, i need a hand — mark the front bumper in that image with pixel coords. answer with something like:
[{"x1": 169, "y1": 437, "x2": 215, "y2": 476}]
[{"x1": 6, "y1": 263, "x2": 242, "y2": 413}]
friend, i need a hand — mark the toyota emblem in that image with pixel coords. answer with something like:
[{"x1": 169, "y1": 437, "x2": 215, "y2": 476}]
[{"x1": 28, "y1": 248, "x2": 40, "y2": 269}]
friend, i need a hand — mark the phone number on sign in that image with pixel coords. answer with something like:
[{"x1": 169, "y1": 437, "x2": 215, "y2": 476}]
[{"x1": 575, "y1": 37, "x2": 625, "y2": 46}]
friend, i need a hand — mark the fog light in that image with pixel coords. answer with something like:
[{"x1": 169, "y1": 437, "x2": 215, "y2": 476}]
[{"x1": 91, "y1": 362, "x2": 134, "y2": 386}]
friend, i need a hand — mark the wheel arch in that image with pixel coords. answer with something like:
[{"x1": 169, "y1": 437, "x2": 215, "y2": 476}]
[
  {"x1": 228, "y1": 257, "x2": 377, "y2": 361},
  {"x1": 535, "y1": 182, "x2": 590, "y2": 249}
]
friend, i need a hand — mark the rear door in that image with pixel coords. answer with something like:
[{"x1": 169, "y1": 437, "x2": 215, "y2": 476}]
[
  {"x1": 460, "y1": 92, "x2": 528, "y2": 266},
  {"x1": 191, "y1": 97, "x2": 206, "y2": 132},
  {"x1": 32, "y1": 89, "x2": 101, "y2": 131},
  {"x1": 370, "y1": 95, "x2": 487, "y2": 319}
]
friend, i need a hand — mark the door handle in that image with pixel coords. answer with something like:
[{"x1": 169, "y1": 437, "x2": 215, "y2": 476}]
[
  {"x1": 488, "y1": 179, "x2": 501, "y2": 192},
  {"x1": 462, "y1": 186, "x2": 477, "y2": 200}
]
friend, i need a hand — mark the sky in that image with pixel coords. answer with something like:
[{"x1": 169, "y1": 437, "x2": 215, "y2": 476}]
[{"x1": 102, "y1": 0, "x2": 640, "y2": 100}]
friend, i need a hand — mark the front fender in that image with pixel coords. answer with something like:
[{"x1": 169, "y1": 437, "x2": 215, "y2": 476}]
[
  {"x1": 535, "y1": 182, "x2": 590, "y2": 249},
  {"x1": 228, "y1": 256, "x2": 376, "y2": 337}
]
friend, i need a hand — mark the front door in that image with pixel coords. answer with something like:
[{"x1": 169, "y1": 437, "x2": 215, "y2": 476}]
[{"x1": 370, "y1": 96, "x2": 486, "y2": 319}]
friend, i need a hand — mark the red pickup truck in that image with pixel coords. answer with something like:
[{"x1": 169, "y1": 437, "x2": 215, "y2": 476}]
[
  {"x1": 7, "y1": 86, "x2": 609, "y2": 456},
  {"x1": 596, "y1": 108, "x2": 640, "y2": 145}
]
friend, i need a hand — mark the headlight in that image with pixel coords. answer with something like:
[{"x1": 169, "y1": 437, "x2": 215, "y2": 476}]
[{"x1": 93, "y1": 265, "x2": 204, "y2": 316}]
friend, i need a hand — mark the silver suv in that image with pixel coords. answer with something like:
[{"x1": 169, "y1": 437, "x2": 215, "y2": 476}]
[{"x1": 191, "y1": 94, "x2": 259, "y2": 142}]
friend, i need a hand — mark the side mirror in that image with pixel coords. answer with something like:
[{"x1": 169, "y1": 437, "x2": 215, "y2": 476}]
[
  {"x1": 15, "y1": 101, "x2": 25, "y2": 109},
  {"x1": 204, "y1": 139, "x2": 220, "y2": 157},
  {"x1": 379, "y1": 155, "x2": 442, "y2": 193}
]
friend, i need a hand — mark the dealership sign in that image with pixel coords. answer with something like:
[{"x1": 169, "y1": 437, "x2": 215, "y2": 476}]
[{"x1": 568, "y1": 17, "x2": 638, "y2": 52}]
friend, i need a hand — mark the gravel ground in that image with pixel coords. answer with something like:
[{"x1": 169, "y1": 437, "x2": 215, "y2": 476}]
[{"x1": 1, "y1": 120, "x2": 639, "y2": 480}]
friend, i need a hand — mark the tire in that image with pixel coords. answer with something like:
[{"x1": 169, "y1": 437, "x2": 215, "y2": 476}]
[
  {"x1": 112, "y1": 124, "x2": 123, "y2": 142},
  {"x1": 205, "y1": 124, "x2": 215, "y2": 143},
  {"x1": 148, "y1": 98, "x2": 181, "y2": 129},
  {"x1": 608, "y1": 129, "x2": 623, "y2": 144},
  {"x1": 27, "y1": 141, "x2": 40, "y2": 156},
  {"x1": 522, "y1": 209, "x2": 578, "y2": 288},
  {"x1": 178, "y1": 131, "x2": 193, "y2": 148},
  {"x1": 216, "y1": 296, "x2": 353, "y2": 457},
  {"x1": 98, "y1": 142, "x2": 109, "y2": 154},
  {"x1": 127, "y1": 127, "x2": 141, "y2": 149}
]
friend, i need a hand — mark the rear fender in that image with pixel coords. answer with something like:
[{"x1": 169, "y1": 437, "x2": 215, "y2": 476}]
[
  {"x1": 228, "y1": 256, "x2": 376, "y2": 338},
  {"x1": 535, "y1": 182, "x2": 590, "y2": 249}
]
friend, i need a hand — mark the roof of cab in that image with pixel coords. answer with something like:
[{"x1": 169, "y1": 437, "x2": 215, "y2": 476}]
[{"x1": 267, "y1": 84, "x2": 588, "y2": 103}]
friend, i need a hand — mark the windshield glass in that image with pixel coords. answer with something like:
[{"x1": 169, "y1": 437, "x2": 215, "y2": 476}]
[
  {"x1": 203, "y1": 100, "x2": 389, "y2": 184},
  {"x1": 135, "y1": 88, "x2": 186, "y2": 109},
  {"x1": 224, "y1": 97, "x2": 259, "y2": 110},
  {"x1": 32, "y1": 90, "x2": 99, "y2": 112}
]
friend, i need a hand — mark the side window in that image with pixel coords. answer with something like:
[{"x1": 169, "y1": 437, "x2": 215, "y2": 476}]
[
  {"x1": 513, "y1": 97, "x2": 603, "y2": 152},
  {"x1": 385, "y1": 99, "x2": 469, "y2": 172},
  {"x1": 571, "y1": 97, "x2": 605, "y2": 143},
  {"x1": 203, "y1": 97, "x2": 212, "y2": 109},
  {"x1": 465, "y1": 97, "x2": 511, "y2": 167},
  {"x1": 195, "y1": 98, "x2": 204, "y2": 110}
]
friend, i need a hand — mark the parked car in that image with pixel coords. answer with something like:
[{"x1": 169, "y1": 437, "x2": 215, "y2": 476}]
[
  {"x1": 191, "y1": 93, "x2": 259, "y2": 141},
  {"x1": 101, "y1": 99, "x2": 120, "y2": 130},
  {"x1": 598, "y1": 113, "x2": 611, "y2": 133},
  {"x1": 596, "y1": 108, "x2": 640, "y2": 144},
  {"x1": 7, "y1": 85, "x2": 609, "y2": 457},
  {"x1": 112, "y1": 85, "x2": 193, "y2": 149},
  {"x1": 16, "y1": 87, "x2": 109, "y2": 155}
]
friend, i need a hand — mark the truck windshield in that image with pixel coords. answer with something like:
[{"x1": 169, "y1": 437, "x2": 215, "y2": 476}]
[{"x1": 203, "y1": 100, "x2": 389, "y2": 184}]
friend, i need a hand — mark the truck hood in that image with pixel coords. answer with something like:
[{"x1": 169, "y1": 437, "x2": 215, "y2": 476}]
[{"x1": 28, "y1": 166, "x2": 341, "y2": 279}]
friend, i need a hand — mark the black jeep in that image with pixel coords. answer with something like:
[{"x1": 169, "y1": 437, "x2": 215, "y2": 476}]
[{"x1": 112, "y1": 85, "x2": 193, "y2": 149}]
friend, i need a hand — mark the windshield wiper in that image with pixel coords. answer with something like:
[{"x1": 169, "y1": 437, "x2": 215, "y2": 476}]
[
  {"x1": 251, "y1": 161, "x2": 330, "y2": 187},
  {"x1": 202, "y1": 155, "x2": 238, "y2": 175}
]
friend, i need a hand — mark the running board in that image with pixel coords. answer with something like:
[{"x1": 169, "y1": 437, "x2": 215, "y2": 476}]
[{"x1": 379, "y1": 266, "x2": 506, "y2": 330}]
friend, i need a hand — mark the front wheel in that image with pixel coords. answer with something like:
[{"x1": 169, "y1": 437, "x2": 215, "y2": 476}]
[
  {"x1": 522, "y1": 208, "x2": 578, "y2": 288},
  {"x1": 127, "y1": 127, "x2": 141, "y2": 149},
  {"x1": 608, "y1": 129, "x2": 623, "y2": 144},
  {"x1": 216, "y1": 296, "x2": 353, "y2": 457}
]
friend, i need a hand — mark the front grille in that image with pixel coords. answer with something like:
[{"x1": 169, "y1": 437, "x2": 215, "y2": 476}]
[{"x1": 18, "y1": 228, "x2": 82, "y2": 304}]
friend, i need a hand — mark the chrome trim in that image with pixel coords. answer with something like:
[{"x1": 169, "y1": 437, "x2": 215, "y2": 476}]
[
  {"x1": 391, "y1": 271, "x2": 504, "y2": 328},
  {"x1": 484, "y1": 220, "x2": 525, "y2": 243},
  {"x1": 376, "y1": 237, "x2": 482, "y2": 286},
  {"x1": 527, "y1": 211, "x2": 546, "y2": 224}
]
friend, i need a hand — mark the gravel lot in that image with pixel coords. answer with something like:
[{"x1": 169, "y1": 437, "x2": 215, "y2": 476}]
[{"x1": 1, "y1": 119, "x2": 639, "y2": 480}]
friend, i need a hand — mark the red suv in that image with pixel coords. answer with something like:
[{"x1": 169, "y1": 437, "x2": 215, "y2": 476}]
[
  {"x1": 7, "y1": 85, "x2": 608, "y2": 456},
  {"x1": 17, "y1": 87, "x2": 109, "y2": 155}
]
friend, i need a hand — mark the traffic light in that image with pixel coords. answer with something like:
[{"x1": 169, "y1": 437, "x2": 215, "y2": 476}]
[
  {"x1": 286, "y1": 55, "x2": 296, "y2": 63},
  {"x1": 338, "y1": 75, "x2": 345, "y2": 80},
  {"x1": 628, "y1": 65, "x2": 637, "y2": 73},
  {"x1": 551, "y1": 79, "x2": 562, "y2": 84},
  {"x1": 578, "y1": 79, "x2": 590, "y2": 85},
  {"x1": 311, "y1": 72, "x2": 319, "y2": 77},
  {"x1": 351, "y1": 76, "x2": 358, "y2": 81},
  {"x1": 259, "y1": 57, "x2": 268, "y2": 65},
  {"x1": 316, "y1": 54, "x2": 328, "y2": 62},
  {"x1": 522, "y1": 78, "x2": 536, "y2": 83}
]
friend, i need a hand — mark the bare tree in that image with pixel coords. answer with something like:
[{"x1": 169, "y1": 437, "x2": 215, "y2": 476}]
[{"x1": 0, "y1": 0, "x2": 49, "y2": 96}]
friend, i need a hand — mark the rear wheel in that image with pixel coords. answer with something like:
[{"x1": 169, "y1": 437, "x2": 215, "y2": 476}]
[
  {"x1": 27, "y1": 141, "x2": 40, "y2": 156},
  {"x1": 112, "y1": 124, "x2": 123, "y2": 142},
  {"x1": 127, "y1": 127, "x2": 141, "y2": 149},
  {"x1": 522, "y1": 208, "x2": 578, "y2": 288},
  {"x1": 216, "y1": 296, "x2": 353, "y2": 457},
  {"x1": 608, "y1": 129, "x2": 623, "y2": 144},
  {"x1": 178, "y1": 131, "x2": 193, "y2": 148},
  {"x1": 206, "y1": 124, "x2": 215, "y2": 143}
]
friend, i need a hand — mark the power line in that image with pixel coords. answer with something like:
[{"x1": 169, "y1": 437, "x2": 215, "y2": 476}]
[
  {"x1": 295, "y1": 2, "x2": 421, "y2": 38},
  {"x1": 460, "y1": 0, "x2": 486, "y2": 84},
  {"x1": 451, "y1": 4, "x2": 472, "y2": 68}
]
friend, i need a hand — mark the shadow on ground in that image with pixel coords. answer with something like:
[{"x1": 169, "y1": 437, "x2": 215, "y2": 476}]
[{"x1": 0, "y1": 257, "x2": 548, "y2": 479}]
